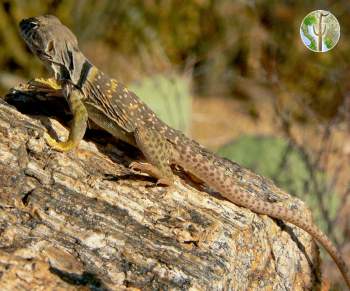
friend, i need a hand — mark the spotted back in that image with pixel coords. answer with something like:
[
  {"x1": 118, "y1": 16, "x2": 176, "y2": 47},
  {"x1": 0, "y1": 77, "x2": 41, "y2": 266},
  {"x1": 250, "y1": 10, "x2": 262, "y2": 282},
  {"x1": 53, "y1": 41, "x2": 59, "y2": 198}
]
[{"x1": 81, "y1": 66, "x2": 184, "y2": 138}]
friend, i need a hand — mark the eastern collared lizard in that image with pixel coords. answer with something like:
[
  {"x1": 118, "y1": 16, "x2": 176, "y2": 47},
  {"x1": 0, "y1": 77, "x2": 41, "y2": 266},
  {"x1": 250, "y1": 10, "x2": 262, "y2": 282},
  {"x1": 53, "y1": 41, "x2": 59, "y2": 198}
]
[{"x1": 19, "y1": 15, "x2": 350, "y2": 288}]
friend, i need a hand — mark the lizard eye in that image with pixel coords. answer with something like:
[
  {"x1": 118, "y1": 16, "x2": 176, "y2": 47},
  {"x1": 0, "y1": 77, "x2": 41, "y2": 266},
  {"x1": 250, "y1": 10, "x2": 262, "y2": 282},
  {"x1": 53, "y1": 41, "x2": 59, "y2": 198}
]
[{"x1": 46, "y1": 40, "x2": 55, "y2": 54}]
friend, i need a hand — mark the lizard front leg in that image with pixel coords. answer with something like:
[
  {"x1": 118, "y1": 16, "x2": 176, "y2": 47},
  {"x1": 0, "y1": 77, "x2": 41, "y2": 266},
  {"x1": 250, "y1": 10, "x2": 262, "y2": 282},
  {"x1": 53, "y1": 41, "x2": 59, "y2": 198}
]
[
  {"x1": 131, "y1": 127, "x2": 175, "y2": 186},
  {"x1": 44, "y1": 87, "x2": 88, "y2": 152}
]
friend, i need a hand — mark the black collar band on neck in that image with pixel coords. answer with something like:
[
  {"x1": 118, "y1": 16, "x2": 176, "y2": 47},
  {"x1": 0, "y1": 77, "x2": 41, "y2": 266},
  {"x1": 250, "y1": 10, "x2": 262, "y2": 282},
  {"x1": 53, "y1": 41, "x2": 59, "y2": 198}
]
[{"x1": 76, "y1": 60, "x2": 93, "y2": 89}]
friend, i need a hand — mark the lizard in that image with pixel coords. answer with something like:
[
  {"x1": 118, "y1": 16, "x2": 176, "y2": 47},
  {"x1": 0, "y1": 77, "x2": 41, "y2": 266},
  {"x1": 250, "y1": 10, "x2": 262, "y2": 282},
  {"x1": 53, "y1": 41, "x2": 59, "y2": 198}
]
[{"x1": 19, "y1": 15, "x2": 350, "y2": 288}]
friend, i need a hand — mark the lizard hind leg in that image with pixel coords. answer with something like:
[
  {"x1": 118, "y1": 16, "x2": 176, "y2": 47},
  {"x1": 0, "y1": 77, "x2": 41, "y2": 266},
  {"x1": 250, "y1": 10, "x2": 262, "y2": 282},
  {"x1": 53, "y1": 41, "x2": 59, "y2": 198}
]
[{"x1": 132, "y1": 126, "x2": 175, "y2": 186}]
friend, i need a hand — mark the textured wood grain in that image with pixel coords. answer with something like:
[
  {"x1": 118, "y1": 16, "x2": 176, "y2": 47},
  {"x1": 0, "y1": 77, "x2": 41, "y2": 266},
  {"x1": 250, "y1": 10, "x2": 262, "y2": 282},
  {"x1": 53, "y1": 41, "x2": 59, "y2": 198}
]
[{"x1": 0, "y1": 89, "x2": 320, "y2": 290}]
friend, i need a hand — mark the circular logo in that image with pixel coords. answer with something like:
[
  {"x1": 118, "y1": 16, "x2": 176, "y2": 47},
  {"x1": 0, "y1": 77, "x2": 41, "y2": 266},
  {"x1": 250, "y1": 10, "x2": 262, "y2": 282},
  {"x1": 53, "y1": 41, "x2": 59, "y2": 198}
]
[{"x1": 300, "y1": 10, "x2": 340, "y2": 52}]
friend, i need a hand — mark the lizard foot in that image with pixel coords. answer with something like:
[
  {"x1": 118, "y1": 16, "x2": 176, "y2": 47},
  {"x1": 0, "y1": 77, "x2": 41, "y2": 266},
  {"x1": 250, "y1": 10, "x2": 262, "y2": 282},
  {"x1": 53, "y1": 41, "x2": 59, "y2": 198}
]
[
  {"x1": 186, "y1": 171, "x2": 203, "y2": 184},
  {"x1": 44, "y1": 132, "x2": 77, "y2": 152},
  {"x1": 29, "y1": 78, "x2": 62, "y2": 90},
  {"x1": 129, "y1": 161, "x2": 173, "y2": 186}
]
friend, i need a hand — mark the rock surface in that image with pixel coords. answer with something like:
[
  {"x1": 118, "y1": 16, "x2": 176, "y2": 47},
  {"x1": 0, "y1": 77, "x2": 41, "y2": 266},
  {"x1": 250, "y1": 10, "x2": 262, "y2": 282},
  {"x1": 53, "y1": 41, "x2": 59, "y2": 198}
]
[{"x1": 0, "y1": 88, "x2": 320, "y2": 290}]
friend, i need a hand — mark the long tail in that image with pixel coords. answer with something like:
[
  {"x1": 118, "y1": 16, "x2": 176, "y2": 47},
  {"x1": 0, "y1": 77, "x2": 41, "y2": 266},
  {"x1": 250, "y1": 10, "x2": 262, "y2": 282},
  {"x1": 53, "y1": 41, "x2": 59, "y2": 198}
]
[
  {"x1": 228, "y1": 190, "x2": 350, "y2": 289},
  {"x1": 178, "y1": 148, "x2": 350, "y2": 289}
]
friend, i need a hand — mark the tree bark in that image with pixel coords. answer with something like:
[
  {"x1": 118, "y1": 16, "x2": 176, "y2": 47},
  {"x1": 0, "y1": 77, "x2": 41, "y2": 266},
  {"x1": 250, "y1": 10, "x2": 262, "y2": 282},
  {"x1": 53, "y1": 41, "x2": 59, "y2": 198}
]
[{"x1": 0, "y1": 86, "x2": 321, "y2": 290}]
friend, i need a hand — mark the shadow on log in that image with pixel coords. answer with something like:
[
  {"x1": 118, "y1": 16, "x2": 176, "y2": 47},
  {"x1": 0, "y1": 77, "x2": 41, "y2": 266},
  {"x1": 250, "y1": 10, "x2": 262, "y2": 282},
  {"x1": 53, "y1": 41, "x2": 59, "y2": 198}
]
[{"x1": 0, "y1": 86, "x2": 320, "y2": 290}]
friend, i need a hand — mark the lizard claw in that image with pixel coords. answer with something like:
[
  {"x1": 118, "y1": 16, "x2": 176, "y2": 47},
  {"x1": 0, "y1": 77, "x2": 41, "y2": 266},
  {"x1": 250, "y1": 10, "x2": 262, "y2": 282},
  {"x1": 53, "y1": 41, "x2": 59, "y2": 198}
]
[{"x1": 44, "y1": 132, "x2": 76, "y2": 152}]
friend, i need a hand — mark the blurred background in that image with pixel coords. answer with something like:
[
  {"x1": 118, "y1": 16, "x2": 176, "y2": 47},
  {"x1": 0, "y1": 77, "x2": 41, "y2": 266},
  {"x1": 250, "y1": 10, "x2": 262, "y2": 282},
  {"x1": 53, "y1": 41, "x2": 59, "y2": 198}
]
[{"x1": 0, "y1": 0, "x2": 349, "y2": 288}]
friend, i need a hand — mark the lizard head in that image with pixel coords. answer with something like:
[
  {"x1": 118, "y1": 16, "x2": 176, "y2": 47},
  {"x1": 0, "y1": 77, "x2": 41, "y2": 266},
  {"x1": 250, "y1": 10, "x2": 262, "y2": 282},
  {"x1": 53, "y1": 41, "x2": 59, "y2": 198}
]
[{"x1": 20, "y1": 15, "x2": 86, "y2": 85}]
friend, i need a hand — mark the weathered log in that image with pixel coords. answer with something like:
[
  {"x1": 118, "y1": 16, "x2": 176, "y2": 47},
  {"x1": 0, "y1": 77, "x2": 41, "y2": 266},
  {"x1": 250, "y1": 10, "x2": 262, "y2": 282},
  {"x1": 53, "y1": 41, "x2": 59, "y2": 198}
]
[{"x1": 0, "y1": 87, "x2": 320, "y2": 290}]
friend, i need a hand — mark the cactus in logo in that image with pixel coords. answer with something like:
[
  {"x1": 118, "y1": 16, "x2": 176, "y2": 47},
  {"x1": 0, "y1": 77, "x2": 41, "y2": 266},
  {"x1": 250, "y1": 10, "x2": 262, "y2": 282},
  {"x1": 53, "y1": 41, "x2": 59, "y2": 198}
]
[
  {"x1": 312, "y1": 11, "x2": 329, "y2": 52},
  {"x1": 300, "y1": 10, "x2": 340, "y2": 52}
]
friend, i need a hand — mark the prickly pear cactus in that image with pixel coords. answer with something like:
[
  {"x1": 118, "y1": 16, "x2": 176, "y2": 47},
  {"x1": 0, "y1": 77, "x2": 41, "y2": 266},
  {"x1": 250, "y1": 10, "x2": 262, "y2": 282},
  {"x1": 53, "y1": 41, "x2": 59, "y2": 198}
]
[{"x1": 130, "y1": 74, "x2": 192, "y2": 134}]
